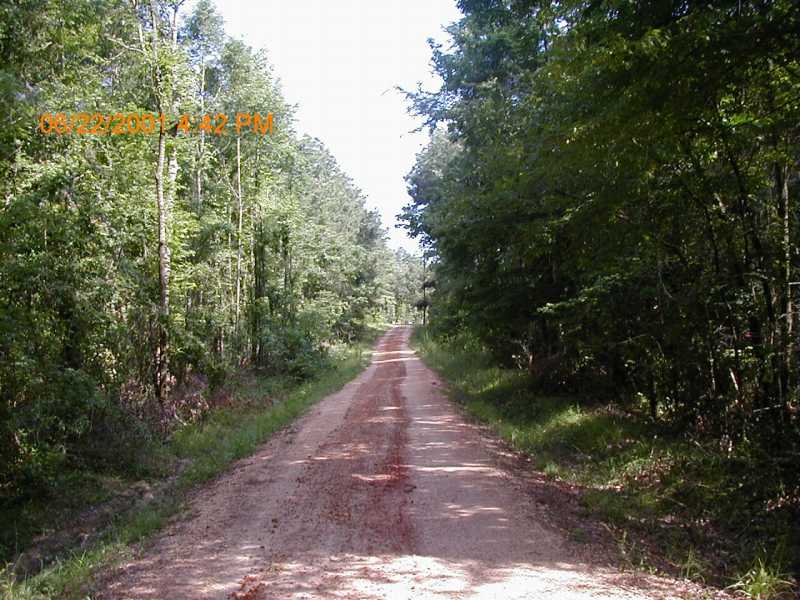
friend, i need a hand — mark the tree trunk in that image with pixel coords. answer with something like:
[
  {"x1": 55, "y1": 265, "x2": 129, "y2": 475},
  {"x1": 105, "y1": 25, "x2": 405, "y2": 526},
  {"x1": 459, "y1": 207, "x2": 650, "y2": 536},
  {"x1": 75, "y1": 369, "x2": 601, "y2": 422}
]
[
  {"x1": 235, "y1": 135, "x2": 243, "y2": 326},
  {"x1": 148, "y1": 0, "x2": 171, "y2": 410},
  {"x1": 776, "y1": 161, "x2": 793, "y2": 411},
  {"x1": 250, "y1": 145, "x2": 263, "y2": 365},
  {"x1": 155, "y1": 128, "x2": 170, "y2": 317},
  {"x1": 195, "y1": 54, "x2": 205, "y2": 210}
]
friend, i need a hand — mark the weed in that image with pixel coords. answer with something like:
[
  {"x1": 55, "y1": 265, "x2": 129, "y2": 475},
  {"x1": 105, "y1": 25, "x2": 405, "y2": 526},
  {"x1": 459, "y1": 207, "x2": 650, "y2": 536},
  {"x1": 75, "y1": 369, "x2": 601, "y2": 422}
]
[
  {"x1": 680, "y1": 547, "x2": 708, "y2": 583},
  {"x1": 542, "y1": 462, "x2": 561, "y2": 479},
  {"x1": 728, "y1": 557, "x2": 796, "y2": 599}
]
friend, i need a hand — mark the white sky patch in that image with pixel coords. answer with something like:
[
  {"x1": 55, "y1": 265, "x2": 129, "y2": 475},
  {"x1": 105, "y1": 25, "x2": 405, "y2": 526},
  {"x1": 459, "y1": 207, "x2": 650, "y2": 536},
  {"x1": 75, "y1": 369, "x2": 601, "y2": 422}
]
[{"x1": 213, "y1": 0, "x2": 461, "y2": 251}]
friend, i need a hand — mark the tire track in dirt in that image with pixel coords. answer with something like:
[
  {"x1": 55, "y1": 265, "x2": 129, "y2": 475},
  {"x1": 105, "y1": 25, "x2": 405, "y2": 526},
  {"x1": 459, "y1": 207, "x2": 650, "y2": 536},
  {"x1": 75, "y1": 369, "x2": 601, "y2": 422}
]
[{"x1": 251, "y1": 332, "x2": 415, "y2": 596}]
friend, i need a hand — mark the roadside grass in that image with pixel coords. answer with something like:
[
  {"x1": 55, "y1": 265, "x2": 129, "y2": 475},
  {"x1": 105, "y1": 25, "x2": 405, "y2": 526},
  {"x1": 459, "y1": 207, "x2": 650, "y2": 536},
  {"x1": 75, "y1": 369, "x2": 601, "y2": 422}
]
[
  {"x1": 412, "y1": 327, "x2": 798, "y2": 598},
  {"x1": 0, "y1": 327, "x2": 383, "y2": 600}
]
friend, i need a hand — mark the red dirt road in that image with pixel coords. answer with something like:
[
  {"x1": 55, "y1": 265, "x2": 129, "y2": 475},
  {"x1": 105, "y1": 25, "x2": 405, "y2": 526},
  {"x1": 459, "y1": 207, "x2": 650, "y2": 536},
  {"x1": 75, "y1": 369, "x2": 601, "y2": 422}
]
[{"x1": 97, "y1": 327, "x2": 715, "y2": 599}]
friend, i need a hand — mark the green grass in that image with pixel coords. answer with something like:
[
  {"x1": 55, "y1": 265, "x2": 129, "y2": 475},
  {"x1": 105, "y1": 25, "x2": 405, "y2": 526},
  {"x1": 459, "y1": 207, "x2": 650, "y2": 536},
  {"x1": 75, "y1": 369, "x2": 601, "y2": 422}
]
[
  {"x1": 1, "y1": 328, "x2": 382, "y2": 600},
  {"x1": 1, "y1": 547, "x2": 115, "y2": 600},
  {"x1": 728, "y1": 557, "x2": 797, "y2": 599},
  {"x1": 412, "y1": 327, "x2": 798, "y2": 597}
]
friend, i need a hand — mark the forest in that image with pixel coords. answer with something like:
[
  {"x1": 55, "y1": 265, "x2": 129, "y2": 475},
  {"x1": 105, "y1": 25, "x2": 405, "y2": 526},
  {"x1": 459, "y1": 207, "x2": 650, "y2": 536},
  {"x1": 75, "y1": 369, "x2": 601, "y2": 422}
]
[
  {"x1": 402, "y1": 0, "x2": 799, "y2": 588},
  {"x1": 3, "y1": 0, "x2": 800, "y2": 596},
  {"x1": 0, "y1": 0, "x2": 424, "y2": 561}
]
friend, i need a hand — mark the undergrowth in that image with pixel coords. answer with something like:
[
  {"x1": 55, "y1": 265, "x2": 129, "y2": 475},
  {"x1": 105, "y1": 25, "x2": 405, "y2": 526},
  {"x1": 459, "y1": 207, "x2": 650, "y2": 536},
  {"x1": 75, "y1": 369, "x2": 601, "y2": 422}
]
[
  {"x1": 412, "y1": 327, "x2": 798, "y2": 599},
  {"x1": 0, "y1": 327, "x2": 383, "y2": 600}
]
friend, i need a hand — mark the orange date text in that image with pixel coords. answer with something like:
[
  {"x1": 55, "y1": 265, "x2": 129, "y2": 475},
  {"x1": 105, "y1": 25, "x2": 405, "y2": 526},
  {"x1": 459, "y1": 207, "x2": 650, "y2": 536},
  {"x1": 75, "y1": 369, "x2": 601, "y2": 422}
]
[{"x1": 37, "y1": 112, "x2": 274, "y2": 136}]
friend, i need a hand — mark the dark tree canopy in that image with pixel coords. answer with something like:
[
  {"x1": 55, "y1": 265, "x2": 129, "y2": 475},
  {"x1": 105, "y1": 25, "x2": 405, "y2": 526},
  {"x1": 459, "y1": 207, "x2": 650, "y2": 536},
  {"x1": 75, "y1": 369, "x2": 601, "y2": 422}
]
[{"x1": 402, "y1": 0, "x2": 800, "y2": 462}]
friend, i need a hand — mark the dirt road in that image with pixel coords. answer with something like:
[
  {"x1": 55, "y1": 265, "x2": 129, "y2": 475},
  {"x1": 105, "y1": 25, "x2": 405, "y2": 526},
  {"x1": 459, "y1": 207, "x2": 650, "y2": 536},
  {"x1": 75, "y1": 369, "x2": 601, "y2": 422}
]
[{"x1": 98, "y1": 327, "x2": 709, "y2": 599}]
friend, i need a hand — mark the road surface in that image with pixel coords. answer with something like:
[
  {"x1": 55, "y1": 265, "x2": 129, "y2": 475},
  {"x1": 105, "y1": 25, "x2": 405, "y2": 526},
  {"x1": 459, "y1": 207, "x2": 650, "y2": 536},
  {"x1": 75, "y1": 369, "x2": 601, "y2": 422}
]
[{"x1": 98, "y1": 327, "x2": 711, "y2": 599}]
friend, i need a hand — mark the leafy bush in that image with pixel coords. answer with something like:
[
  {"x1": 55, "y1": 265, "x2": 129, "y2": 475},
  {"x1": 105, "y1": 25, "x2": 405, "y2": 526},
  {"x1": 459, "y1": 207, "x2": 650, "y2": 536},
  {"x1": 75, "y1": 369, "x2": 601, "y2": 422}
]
[
  {"x1": 2, "y1": 368, "x2": 97, "y2": 499},
  {"x1": 257, "y1": 320, "x2": 330, "y2": 379}
]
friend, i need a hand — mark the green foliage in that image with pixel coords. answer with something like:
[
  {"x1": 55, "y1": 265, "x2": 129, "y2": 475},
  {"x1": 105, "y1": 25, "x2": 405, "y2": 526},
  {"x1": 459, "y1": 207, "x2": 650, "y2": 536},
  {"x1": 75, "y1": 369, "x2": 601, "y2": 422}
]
[
  {"x1": 729, "y1": 557, "x2": 796, "y2": 600},
  {"x1": 256, "y1": 320, "x2": 330, "y2": 379},
  {"x1": 0, "y1": 545, "x2": 115, "y2": 600},
  {"x1": 404, "y1": 0, "x2": 800, "y2": 426},
  {"x1": 403, "y1": 0, "x2": 800, "y2": 579},
  {"x1": 0, "y1": 0, "x2": 418, "y2": 567}
]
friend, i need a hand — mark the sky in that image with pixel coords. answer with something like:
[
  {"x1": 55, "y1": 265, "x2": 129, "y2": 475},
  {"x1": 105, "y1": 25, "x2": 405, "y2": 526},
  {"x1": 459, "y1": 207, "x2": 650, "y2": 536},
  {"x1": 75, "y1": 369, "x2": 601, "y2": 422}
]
[{"x1": 213, "y1": 0, "x2": 462, "y2": 252}]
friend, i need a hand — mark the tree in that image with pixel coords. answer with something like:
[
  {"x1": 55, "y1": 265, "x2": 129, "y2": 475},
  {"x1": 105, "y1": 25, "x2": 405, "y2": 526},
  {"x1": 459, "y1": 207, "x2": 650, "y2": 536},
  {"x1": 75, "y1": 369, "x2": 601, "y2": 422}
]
[
  {"x1": 0, "y1": 0, "x2": 415, "y2": 521},
  {"x1": 402, "y1": 0, "x2": 800, "y2": 442}
]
